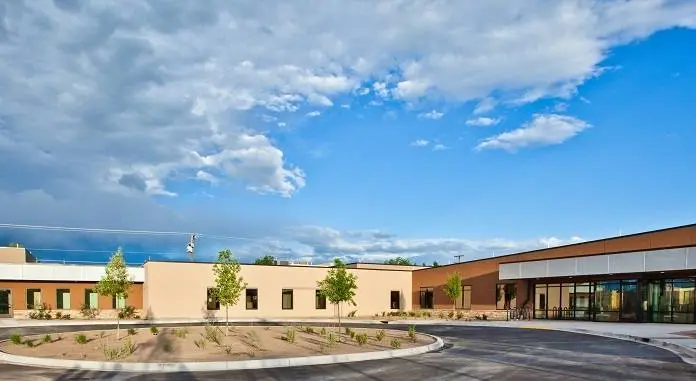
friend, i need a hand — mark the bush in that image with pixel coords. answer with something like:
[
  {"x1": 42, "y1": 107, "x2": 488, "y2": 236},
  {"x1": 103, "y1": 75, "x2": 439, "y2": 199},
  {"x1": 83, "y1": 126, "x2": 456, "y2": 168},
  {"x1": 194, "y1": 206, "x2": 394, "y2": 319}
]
[
  {"x1": 347, "y1": 310, "x2": 357, "y2": 317},
  {"x1": 438, "y1": 311, "x2": 445, "y2": 319},
  {"x1": 390, "y1": 338, "x2": 401, "y2": 349},
  {"x1": 204, "y1": 325, "x2": 222, "y2": 345},
  {"x1": 42, "y1": 334, "x2": 52, "y2": 343},
  {"x1": 121, "y1": 338, "x2": 136, "y2": 357},
  {"x1": 61, "y1": 313, "x2": 71, "y2": 320},
  {"x1": 101, "y1": 344, "x2": 120, "y2": 360},
  {"x1": 79, "y1": 304, "x2": 99, "y2": 319},
  {"x1": 408, "y1": 311, "x2": 416, "y2": 317},
  {"x1": 173, "y1": 328, "x2": 188, "y2": 338},
  {"x1": 407, "y1": 325, "x2": 417, "y2": 343},
  {"x1": 101, "y1": 338, "x2": 136, "y2": 360},
  {"x1": 456, "y1": 311, "x2": 464, "y2": 320},
  {"x1": 326, "y1": 332, "x2": 337, "y2": 348},
  {"x1": 320, "y1": 327, "x2": 327, "y2": 336},
  {"x1": 150, "y1": 326, "x2": 159, "y2": 335},
  {"x1": 28, "y1": 303, "x2": 53, "y2": 320},
  {"x1": 381, "y1": 311, "x2": 386, "y2": 317},
  {"x1": 9, "y1": 334, "x2": 22, "y2": 345},
  {"x1": 193, "y1": 338, "x2": 206, "y2": 349},
  {"x1": 127, "y1": 328, "x2": 137, "y2": 336},
  {"x1": 375, "y1": 329, "x2": 385, "y2": 342},
  {"x1": 283, "y1": 328, "x2": 296, "y2": 344},
  {"x1": 24, "y1": 339, "x2": 35, "y2": 348},
  {"x1": 74, "y1": 334, "x2": 88, "y2": 344},
  {"x1": 118, "y1": 305, "x2": 140, "y2": 320},
  {"x1": 447, "y1": 311, "x2": 454, "y2": 319},
  {"x1": 355, "y1": 333, "x2": 368, "y2": 346},
  {"x1": 349, "y1": 330, "x2": 356, "y2": 339}
]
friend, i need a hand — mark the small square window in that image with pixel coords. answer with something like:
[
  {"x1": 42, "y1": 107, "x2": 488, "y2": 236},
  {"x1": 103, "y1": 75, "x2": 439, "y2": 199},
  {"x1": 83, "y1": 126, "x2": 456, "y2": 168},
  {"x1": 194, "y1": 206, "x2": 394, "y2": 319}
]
[
  {"x1": 282, "y1": 289, "x2": 293, "y2": 310},
  {"x1": 315, "y1": 290, "x2": 326, "y2": 309},
  {"x1": 207, "y1": 287, "x2": 220, "y2": 310},
  {"x1": 246, "y1": 289, "x2": 258, "y2": 310}
]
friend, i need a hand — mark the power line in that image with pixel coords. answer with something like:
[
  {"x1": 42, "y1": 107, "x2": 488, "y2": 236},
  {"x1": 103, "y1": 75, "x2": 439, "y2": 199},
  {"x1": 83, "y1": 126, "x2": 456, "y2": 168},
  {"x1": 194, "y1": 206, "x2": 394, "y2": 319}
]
[
  {"x1": 0, "y1": 223, "x2": 281, "y2": 244},
  {"x1": 26, "y1": 247, "x2": 184, "y2": 257}
]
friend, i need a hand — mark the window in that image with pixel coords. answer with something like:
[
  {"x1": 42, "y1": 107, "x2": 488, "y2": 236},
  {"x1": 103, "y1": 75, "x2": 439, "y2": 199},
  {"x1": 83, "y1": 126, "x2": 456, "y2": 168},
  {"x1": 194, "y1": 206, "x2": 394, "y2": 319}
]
[
  {"x1": 419, "y1": 287, "x2": 434, "y2": 309},
  {"x1": 112, "y1": 295, "x2": 126, "y2": 309},
  {"x1": 206, "y1": 287, "x2": 220, "y2": 310},
  {"x1": 496, "y1": 283, "x2": 517, "y2": 310},
  {"x1": 390, "y1": 291, "x2": 400, "y2": 310},
  {"x1": 462, "y1": 285, "x2": 472, "y2": 310},
  {"x1": 246, "y1": 289, "x2": 258, "y2": 310},
  {"x1": 84, "y1": 289, "x2": 98, "y2": 309},
  {"x1": 26, "y1": 288, "x2": 41, "y2": 309},
  {"x1": 56, "y1": 289, "x2": 71, "y2": 310},
  {"x1": 315, "y1": 290, "x2": 326, "y2": 309},
  {"x1": 282, "y1": 289, "x2": 293, "y2": 310}
]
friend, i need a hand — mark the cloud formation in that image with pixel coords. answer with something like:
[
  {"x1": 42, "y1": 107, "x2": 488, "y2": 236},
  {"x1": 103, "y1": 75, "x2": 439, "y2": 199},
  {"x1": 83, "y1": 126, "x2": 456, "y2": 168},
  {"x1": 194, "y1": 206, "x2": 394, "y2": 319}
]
[
  {"x1": 476, "y1": 114, "x2": 591, "y2": 152},
  {"x1": 418, "y1": 110, "x2": 445, "y2": 120},
  {"x1": 466, "y1": 117, "x2": 501, "y2": 127}
]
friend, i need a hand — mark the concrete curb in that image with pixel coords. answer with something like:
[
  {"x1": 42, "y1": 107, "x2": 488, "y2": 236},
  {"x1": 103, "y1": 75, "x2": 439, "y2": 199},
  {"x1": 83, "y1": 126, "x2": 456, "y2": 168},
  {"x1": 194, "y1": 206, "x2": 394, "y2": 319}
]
[
  {"x1": 0, "y1": 333, "x2": 443, "y2": 373},
  {"x1": 0, "y1": 318, "x2": 389, "y2": 328}
]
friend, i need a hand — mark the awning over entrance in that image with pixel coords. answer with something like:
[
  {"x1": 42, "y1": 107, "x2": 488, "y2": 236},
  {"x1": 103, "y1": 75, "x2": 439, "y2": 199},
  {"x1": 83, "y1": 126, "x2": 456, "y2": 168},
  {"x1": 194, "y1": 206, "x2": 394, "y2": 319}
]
[{"x1": 499, "y1": 246, "x2": 696, "y2": 280}]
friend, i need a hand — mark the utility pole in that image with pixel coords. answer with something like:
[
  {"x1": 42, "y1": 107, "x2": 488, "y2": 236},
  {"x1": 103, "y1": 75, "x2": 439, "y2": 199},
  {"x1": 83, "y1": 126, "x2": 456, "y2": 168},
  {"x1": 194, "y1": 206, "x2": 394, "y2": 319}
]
[
  {"x1": 186, "y1": 234, "x2": 197, "y2": 262},
  {"x1": 454, "y1": 254, "x2": 465, "y2": 263}
]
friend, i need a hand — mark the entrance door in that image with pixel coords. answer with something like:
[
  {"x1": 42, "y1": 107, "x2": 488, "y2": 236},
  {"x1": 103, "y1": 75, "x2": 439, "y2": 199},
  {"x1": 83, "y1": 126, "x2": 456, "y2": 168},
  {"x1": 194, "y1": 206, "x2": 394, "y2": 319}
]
[
  {"x1": 644, "y1": 280, "x2": 672, "y2": 323},
  {"x1": 0, "y1": 289, "x2": 12, "y2": 318}
]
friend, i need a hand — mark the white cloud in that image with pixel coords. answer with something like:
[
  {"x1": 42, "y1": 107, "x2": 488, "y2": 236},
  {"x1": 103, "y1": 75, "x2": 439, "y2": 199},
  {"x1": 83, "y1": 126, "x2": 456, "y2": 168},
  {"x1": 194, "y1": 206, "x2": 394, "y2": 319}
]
[
  {"x1": 306, "y1": 111, "x2": 321, "y2": 117},
  {"x1": 432, "y1": 144, "x2": 448, "y2": 151},
  {"x1": 282, "y1": 225, "x2": 586, "y2": 264},
  {"x1": 476, "y1": 114, "x2": 591, "y2": 152},
  {"x1": 372, "y1": 82, "x2": 391, "y2": 98},
  {"x1": 418, "y1": 110, "x2": 444, "y2": 120},
  {"x1": 466, "y1": 117, "x2": 500, "y2": 127},
  {"x1": 277, "y1": 122, "x2": 287, "y2": 127},
  {"x1": 474, "y1": 97, "x2": 497, "y2": 115},
  {"x1": 410, "y1": 139, "x2": 430, "y2": 147},
  {"x1": 0, "y1": 0, "x2": 694, "y2": 250}
]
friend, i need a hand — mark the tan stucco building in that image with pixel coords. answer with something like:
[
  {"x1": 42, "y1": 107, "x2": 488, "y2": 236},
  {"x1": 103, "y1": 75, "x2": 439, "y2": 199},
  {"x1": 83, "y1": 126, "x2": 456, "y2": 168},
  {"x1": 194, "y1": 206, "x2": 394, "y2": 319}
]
[{"x1": 1, "y1": 223, "x2": 695, "y2": 323}]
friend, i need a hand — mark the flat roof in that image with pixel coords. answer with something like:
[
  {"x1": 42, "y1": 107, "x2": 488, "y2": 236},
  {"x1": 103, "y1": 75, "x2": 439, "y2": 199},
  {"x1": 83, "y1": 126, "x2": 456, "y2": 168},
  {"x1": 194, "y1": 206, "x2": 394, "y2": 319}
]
[{"x1": 415, "y1": 222, "x2": 696, "y2": 271}]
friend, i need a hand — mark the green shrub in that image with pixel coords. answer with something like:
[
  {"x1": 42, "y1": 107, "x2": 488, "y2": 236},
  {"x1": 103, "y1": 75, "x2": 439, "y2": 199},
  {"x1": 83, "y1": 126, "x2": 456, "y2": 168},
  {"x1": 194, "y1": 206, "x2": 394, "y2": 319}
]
[
  {"x1": 390, "y1": 338, "x2": 401, "y2": 349},
  {"x1": 355, "y1": 333, "x2": 368, "y2": 346},
  {"x1": 408, "y1": 311, "x2": 416, "y2": 317},
  {"x1": 283, "y1": 328, "x2": 296, "y2": 344},
  {"x1": 74, "y1": 334, "x2": 88, "y2": 345},
  {"x1": 173, "y1": 328, "x2": 188, "y2": 338},
  {"x1": 407, "y1": 325, "x2": 417, "y2": 343},
  {"x1": 79, "y1": 303, "x2": 99, "y2": 319},
  {"x1": 320, "y1": 327, "x2": 327, "y2": 336},
  {"x1": 204, "y1": 325, "x2": 222, "y2": 345},
  {"x1": 349, "y1": 330, "x2": 356, "y2": 339},
  {"x1": 375, "y1": 329, "x2": 385, "y2": 342},
  {"x1": 121, "y1": 338, "x2": 136, "y2": 357},
  {"x1": 24, "y1": 339, "x2": 35, "y2": 348},
  {"x1": 438, "y1": 311, "x2": 445, "y2": 319},
  {"x1": 326, "y1": 332, "x2": 337, "y2": 347},
  {"x1": 303, "y1": 326, "x2": 315, "y2": 334},
  {"x1": 150, "y1": 326, "x2": 159, "y2": 335},
  {"x1": 447, "y1": 311, "x2": 454, "y2": 319},
  {"x1": 9, "y1": 334, "x2": 22, "y2": 345},
  {"x1": 42, "y1": 334, "x2": 52, "y2": 343},
  {"x1": 193, "y1": 338, "x2": 206, "y2": 349},
  {"x1": 127, "y1": 328, "x2": 137, "y2": 336},
  {"x1": 101, "y1": 344, "x2": 120, "y2": 360},
  {"x1": 118, "y1": 305, "x2": 140, "y2": 320},
  {"x1": 347, "y1": 310, "x2": 357, "y2": 317},
  {"x1": 28, "y1": 303, "x2": 53, "y2": 320},
  {"x1": 456, "y1": 311, "x2": 464, "y2": 320}
]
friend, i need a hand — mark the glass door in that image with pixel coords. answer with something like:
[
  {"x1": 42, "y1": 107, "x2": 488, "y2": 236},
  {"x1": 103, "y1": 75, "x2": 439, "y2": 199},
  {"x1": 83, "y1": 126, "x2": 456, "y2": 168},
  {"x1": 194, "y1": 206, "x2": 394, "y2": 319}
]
[
  {"x1": 0, "y1": 289, "x2": 12, "y2": 318},
  {"x1": 645, "y1": 280, "x2": 673, "y2": 323}
]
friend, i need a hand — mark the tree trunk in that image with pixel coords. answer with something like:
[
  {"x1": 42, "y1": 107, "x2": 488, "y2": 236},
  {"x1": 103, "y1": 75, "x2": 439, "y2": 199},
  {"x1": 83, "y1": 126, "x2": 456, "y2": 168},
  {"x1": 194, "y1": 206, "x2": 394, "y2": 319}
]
[
  {"x1": 117, "y1": 317, "x2": 120, "y2": 340},
  {"x1": 337, "y1": 302, "x2": 342, "y2": 341},
  {"x1": 225, "y1": 305, "x2": 229, "y2": 336}
]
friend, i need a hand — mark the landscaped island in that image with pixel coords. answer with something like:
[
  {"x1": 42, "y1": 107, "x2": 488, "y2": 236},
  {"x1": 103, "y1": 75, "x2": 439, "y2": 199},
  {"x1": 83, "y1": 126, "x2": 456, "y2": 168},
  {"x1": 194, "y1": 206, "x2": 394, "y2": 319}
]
[{"x1": 2, "y1": 325, "x2": 433, "y2": 362}]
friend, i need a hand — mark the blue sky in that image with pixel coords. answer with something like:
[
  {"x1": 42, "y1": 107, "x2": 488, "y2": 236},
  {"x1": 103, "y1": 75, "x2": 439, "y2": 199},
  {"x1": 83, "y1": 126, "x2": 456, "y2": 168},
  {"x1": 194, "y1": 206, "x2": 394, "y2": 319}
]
[{"x1": 0, "y1": 1, "x2": 695, "y2": 265}]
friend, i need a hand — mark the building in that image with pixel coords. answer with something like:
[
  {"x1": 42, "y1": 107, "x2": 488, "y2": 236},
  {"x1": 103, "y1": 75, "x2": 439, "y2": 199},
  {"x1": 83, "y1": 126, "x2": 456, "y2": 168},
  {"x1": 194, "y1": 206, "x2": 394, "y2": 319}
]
[
  {"x1": 412, "y1": 223, "x2": 696, "y2": 323},
  {"x1": 0, "y1": 223, "x2": 694, "y2": 323}
]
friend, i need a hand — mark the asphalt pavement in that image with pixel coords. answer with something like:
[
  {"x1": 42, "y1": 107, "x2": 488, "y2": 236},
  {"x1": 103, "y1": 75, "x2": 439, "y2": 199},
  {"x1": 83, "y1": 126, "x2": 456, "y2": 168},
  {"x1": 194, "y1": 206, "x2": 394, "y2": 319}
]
[{"x1": 1, "y1": 323, "x2": 695, "y2": 381}]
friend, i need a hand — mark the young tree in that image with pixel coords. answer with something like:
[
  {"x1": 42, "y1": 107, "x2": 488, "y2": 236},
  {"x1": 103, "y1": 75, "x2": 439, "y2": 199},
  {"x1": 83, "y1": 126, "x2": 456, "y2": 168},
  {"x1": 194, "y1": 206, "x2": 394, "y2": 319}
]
[
  {"x1": 254, "y1": 255, "x2": 276, "y2": 265},
  {"x1": 443, "y1": 273, "x2": 462, "y2": 311},
  {"x1": 95, "y1": 247, "x2": 133, "y2": 339},
  {"x1": 432, "y1": 261, "x2": 440, "y2": 267},
  {"x1": 317, "y1": 258, "x2": 358, "y2": 336},
  {"x1": 213, "y1": 249, "x2": 247, "y2": 336},
  {"x1": 384, "y1": 257, "x2": 414, "y2": 266}
]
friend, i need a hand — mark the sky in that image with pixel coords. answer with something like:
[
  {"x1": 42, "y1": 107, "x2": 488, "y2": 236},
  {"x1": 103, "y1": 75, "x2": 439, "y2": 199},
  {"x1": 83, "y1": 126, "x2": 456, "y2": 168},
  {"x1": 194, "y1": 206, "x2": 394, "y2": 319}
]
[{"x1": 0, "y1": 0, "x2": 695, "y2": 266}]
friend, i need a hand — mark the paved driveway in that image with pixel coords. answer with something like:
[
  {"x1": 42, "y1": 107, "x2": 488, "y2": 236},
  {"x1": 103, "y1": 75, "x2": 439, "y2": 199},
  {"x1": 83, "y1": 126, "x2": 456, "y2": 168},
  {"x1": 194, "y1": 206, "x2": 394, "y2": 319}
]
[{"x1": 1, "y1": 323, "x2": 695, "y2": 380}]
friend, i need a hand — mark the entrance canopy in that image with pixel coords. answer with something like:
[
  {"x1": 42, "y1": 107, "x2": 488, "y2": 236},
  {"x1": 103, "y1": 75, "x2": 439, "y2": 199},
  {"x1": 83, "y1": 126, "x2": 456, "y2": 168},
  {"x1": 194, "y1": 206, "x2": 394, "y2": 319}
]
[{"x1": 499, "y1": 246, "x2": 696, "y2": 280}]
